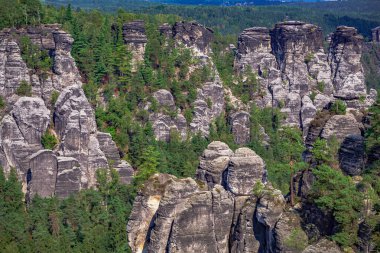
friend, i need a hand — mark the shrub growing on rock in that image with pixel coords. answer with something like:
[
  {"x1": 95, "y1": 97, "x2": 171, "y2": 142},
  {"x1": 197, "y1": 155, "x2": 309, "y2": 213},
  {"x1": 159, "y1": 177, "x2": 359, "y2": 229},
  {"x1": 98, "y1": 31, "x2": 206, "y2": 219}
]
[
  {"x1": 16, "y1": 81, "x2": 32, "y2": 97},
  {"x1": 330, "y1": 99, "x2": 346, "y2": 115},
  {"x1": 41, "y1": 131, "x2": 58, "y2": 150}
]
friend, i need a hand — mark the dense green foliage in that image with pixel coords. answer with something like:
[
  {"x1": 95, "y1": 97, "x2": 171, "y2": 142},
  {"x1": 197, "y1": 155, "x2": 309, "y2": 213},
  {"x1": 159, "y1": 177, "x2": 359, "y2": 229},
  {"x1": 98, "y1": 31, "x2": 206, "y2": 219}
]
[
  {"x1": 311, "y1": 165, "x2": 363, "y2": 247},
  {"x1": 330, "y1": 99, "x2": 347, "y2": 115},
  {"x1": 0, "y1": 168, "x2": 135, "y2": 253},
  {"x1": 19, "y1": 36, "x2": 53, "y2": 73},
  {"x1": 0, "y1": 0, "x2": 43, "y2": 29},
  {"x1": 41, "y1": 131, "x2": 58, "y2": 150},
  {"x1": 16, "y1": 81, "x2": 32, "y2": 97}
]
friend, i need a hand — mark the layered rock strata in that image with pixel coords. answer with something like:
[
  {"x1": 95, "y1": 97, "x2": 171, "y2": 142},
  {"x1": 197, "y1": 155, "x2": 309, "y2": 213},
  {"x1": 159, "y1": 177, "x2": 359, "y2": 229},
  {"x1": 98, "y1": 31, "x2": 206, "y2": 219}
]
[
  {"x1": 127, "y1": 141, "x2": 313, "y2": 253},
  {"x1": 123, "y1": 20, "x2": 147, "y2": 71},
  {"x1": 0, "y1": 26, "x2": 133, "y2": 198},
  {"x1": 234, "y1": 21, "x2": 377, "y2": 138}
]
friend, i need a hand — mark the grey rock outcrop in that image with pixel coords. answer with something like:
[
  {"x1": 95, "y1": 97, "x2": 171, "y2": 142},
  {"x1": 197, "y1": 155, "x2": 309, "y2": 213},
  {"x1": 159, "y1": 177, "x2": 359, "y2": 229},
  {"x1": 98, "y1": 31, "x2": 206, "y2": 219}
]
[
  {"x1": 0, "y1": 26, "x2": 132, "y2": 198},
  {"x1": 0, "y1": 25, "x2": 81, "y2": 105},
  {"x1": 320, "y1": 114, "x2": 362, "y2": 142},
  {"x1": 234, "y1": 21, "x2": 376, "y2": 134},
  {"x1": 190, "y1": 81, "x2": 225, "y2": 136},
  {"x1": 128, "y1": 142, "x2": 295, "y2": 253},
  {"x1": 149, "y1": 89, "x2": 187, "y2": 141},
  {"x1": 229, "y1": 111, "x2": 251, "y2": 144},
  {"x1": 372, "y1": 26, "x2": 380, "y2": 43},
  {"x1": 338, "y1": 135, "x2": 365, "y2": 176},
  {"x1": 302, "y1": 239, "x2": 342, "y2": 253},
  {"x1": 273, "y1": 211, "x2": 308, "y2": 253},
  {"x1": 230, "y1": 196, "x2": 262, "y2": 253},
  {"x1": 234, "y1": 27, "x2": 276, "y2": 74},
  {"x1": 196, "y1": 141, "x2": 233, "y2": 188},
  {"x1": 0, "y1": 97, "x2": 49, "y2": 192},
  {"x1": 305, "y1": 110, "x2": 366, "y2": 175},
  {"x1": 123, "y1": 20, "x2": 147, "y2": 71},
  {"x1": 27, "y1": 150, "x2": 57, "y2": 198},
  {"x1": 54, "y1": 85, "x2": 108, "y2": 188},
  {"x1": 227, "y1": 148, "x2": 266, "y2": 195},
  {"x1": 55, "y1": 157, "x2": 81, "y2": 198},
  {"x1": 328, "y1": 26, "x2": 366, "y2": 99},
  {"x1": 172, "y1": 21, "x2": 214, "y2": 55}
]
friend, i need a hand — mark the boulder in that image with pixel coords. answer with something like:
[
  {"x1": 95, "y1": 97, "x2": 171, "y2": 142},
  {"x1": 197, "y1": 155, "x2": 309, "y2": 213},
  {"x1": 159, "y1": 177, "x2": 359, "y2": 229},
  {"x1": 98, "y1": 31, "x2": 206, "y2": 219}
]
[
  {"x1": 12, "y1": 97, "x2": 50, "y2": 145},
  {"x1": 273, "y1": 211, "x2": 308, "y2": 253},
  {"x1": 196, "y1": 141, "x2": 233, "y2": 188},
  {"x1": 230, "y1": 111, "x2": 251, "y2": 145},
  {"x1": 55, "y1": 156, "x2": 81, "y2": 198},
  {"x1": 320, "y1": 114, "x2": 361, "y2": 143},
  {"x1": 302, "y1": 239, "x2": 342, "y2": 253},
  {"x1": 27, "y1": 150, "x2": 58, "y2": 198},
  {"x1": 152, "y1": 89, "x2": 176, "y2": 110},
  {"x1": 227, "y1": 148, "x2": 266, "y2": 195}
]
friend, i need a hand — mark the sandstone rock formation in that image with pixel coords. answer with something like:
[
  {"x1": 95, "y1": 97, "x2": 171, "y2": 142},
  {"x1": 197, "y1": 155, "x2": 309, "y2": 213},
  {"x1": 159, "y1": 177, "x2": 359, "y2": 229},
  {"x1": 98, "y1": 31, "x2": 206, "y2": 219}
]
[
  {"x1": 328, "y1": 26, "x2": 366, "y2": 100},
  {"x1": 372, "y1": 26, "x2": 380, "y2": 43},
  {"x1": 0, "y1": 25, "x2": 81, "y2": 105},
  {"x1": 147, "y1": 22, "x2": 225, "y2": 140},
  {"x1": 229, "y1": 111, "x2": 251, "y2": 144},
  {"x1": 148, "y1": 89, "x2": 187, "y2": 142},
  {"x1": 190, "y1": 81, "x2": 225, "y2": 136},
  {"x1": 123, "y1": 20, "x2": 147, "y2": 71},
  {"x1": 172, "y1": 21, "x2": 214, "y2": 56},
  {"x1": 0, "y1": 25, "x2": 133, "y2": 198},
  {"x1": 302, "y1": 239, "x2": 342, "y2": 253},
  {"x1": 234, "y1": 21, "x2": 377, "y2": 139},
  {"x1": 127, "y1": 142, "x2": 298, "y2": 253}
]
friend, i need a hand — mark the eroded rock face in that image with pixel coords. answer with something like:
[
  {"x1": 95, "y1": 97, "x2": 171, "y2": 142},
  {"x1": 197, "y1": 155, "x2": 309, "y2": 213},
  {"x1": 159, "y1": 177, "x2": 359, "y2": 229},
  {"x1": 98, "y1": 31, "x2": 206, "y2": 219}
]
[
  {"x1": 234, "y1": 27, "x2": 276, "y2": 74},
  {"x1": 329, "y1": 26, "x2": 366, "y2": 99},
  {"x1": 0, "y1": 97, "x2": 49, "y2": 192},
  {"x1": 190, "y1": 81, "x2": 225, "y2": 136},
  {"x1": 54, "y1": 85, "x2": 107, "y2": 188},
  {"x1": 128, "y1": 142, "x2": 294, "y2": 253},
  {"x1": 149, "y1": 89, "x2": 187, "y2": 142},
  {"x1": 234, "y1": 21, "x2": 376, "y2": 133},
  {"x1": 172, "y1": 21, "x2": 214, "y2": 55},
  {"x1": 227, "y1": 148, "x2": 266, "y2": 196},
  {"x1": 0, "y1": 25, "x2": 81, "y2": 105},
  {"x1": 274, "y1": 211, "x2": 308, "y2": 253},
  {"x1": 271, "y1": 21, "x2": 324, "y2": 95},
  {"x1": 230, "y1": 111, "x2": 251, "y2": 145},
  {"x1": 302, "y1": 239, "x2": 342, "y2": 253},
  {"x1": 339, "y1": 135, "x2": 365, "y2": 176},
  {"x1": 320, "y1": 114, "x2": 362, "y2": 142},
  {"x1": 127, "y1": 174, "x2": 177, "y2": 253},
  {"x1": 0, "y1": 26, "x2": 132, "y2": 199},
  {"x1": 27, "y1": 150, "x2": 57, "y2": 198},
  {"x1": 12, "y1": 97, "x2": 50, "y2": 144},
  {"x1": 123, "y1": 20, "x2": 147, "y2": 71},
  {"x1": 230, "y1": 196, "x2": 261, "y2": 253},
  {"x1": 55, "y1": 157, "x2": 81, "y2": 198},
  {"x1": 196, "y1": 141, "x2": 233, "y2": 188},
  {"x1": 373, "y1": 26, "x2": 380, "y2": 43}
]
